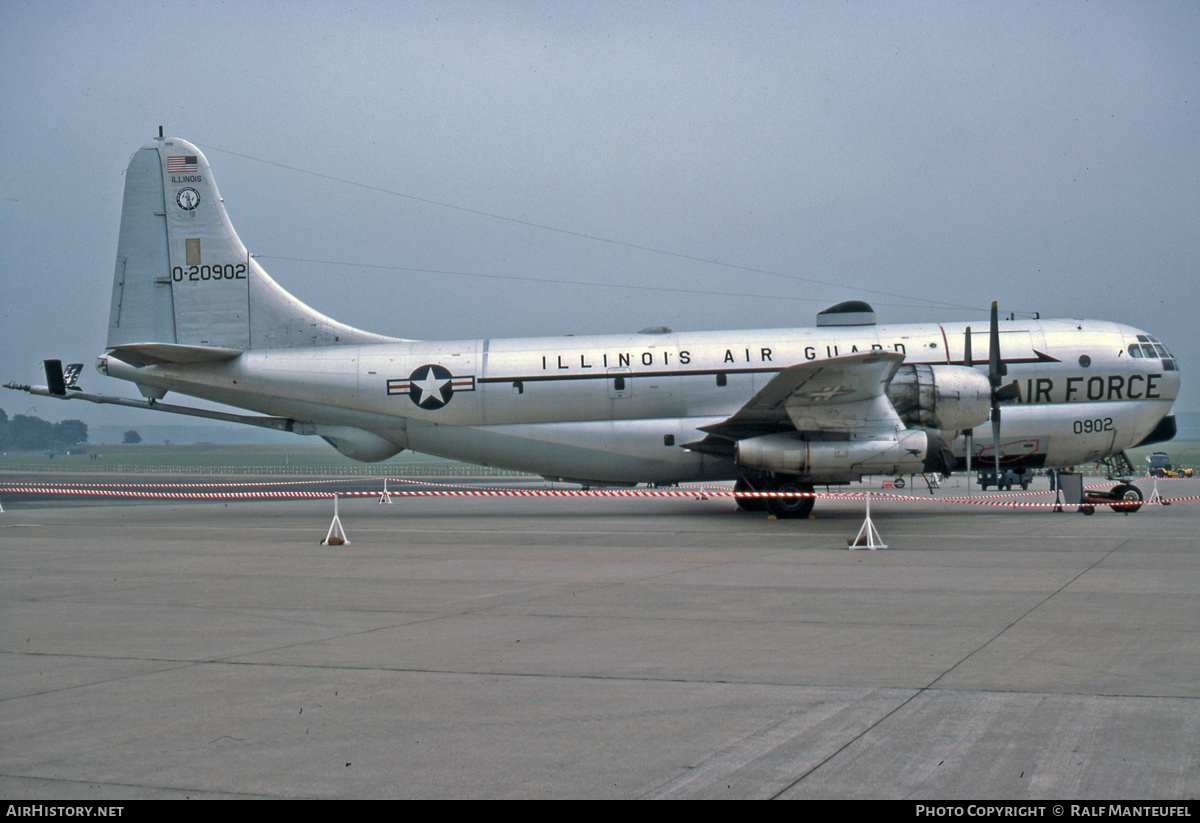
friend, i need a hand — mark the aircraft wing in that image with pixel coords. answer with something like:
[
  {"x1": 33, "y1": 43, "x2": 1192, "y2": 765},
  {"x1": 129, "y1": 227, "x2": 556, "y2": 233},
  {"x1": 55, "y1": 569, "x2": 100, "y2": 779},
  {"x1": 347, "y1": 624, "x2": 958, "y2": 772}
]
[{"x1": 688, "y1": 352, "x2": 906, "y2": 452}]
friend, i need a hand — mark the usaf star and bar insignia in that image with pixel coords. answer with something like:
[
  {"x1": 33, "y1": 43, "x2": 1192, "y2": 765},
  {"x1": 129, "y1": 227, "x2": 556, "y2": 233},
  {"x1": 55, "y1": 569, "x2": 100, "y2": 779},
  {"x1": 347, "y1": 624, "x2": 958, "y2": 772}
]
[{"x1": 387, "y1": 364, "x2": 476, "y2": 410}]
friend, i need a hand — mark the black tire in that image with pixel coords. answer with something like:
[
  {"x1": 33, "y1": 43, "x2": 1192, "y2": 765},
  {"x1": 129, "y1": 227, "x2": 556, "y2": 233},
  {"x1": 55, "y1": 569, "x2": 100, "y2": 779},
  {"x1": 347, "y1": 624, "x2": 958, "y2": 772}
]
[
  {"x1": 734, "y1": 478, "x2": 765, "y2": 512},
  {"x1": 766, "y1": 480, "x2": 816, "y2": 519},
  {"x1": 1110, "y1": 484, "x2": 1143, "y2": 514}
]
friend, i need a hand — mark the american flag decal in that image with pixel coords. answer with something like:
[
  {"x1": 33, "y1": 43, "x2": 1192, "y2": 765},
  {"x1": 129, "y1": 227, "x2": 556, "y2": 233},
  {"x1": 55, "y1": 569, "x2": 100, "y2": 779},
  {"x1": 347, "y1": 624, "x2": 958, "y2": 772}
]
[{"x1": 167, "y1": 155, "x2": 198, "y2": 173}]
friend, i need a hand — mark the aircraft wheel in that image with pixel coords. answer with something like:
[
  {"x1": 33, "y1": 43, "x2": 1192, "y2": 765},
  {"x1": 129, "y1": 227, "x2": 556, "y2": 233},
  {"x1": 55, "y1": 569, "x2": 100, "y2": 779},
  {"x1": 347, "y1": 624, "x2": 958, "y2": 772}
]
[
  {"x1": 766, "y1": 480, "x2": 815, "y2": 519},
  {"x1": 733, "y1": 478, "x2": 765, "y2": 512},
  {"x1": 1110, "y1": 484, "x2": 1143, "y2": 514},
  {"x1": 1081, "y1": 505, "x2": 1095, "y2": 516}
]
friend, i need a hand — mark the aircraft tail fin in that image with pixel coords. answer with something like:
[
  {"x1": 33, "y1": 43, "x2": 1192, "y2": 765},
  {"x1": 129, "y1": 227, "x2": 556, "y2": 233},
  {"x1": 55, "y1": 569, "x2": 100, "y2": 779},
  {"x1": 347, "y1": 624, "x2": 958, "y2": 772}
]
[{"x1": 107, "y1": 134, "x2": 397, "y2": 352}]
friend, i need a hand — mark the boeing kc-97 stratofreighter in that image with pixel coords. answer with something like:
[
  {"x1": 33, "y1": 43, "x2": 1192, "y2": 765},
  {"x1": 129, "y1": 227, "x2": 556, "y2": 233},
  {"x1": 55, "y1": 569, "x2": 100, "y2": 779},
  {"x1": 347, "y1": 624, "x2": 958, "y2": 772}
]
[{"x1": 6, "y1": 134, "x2": 1182, "y2": 517}]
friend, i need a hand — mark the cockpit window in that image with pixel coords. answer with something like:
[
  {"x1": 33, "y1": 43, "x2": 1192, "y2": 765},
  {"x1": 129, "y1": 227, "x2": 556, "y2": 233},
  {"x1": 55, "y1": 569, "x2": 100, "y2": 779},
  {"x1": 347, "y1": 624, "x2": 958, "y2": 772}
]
[{"x1": 1129, "y1": 337, "x2": 1179, "y2": 370}]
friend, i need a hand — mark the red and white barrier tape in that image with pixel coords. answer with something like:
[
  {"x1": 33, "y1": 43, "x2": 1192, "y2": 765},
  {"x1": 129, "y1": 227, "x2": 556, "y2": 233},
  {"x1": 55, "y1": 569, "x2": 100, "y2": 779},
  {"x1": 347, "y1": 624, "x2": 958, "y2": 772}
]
[{"x1": 1, "y1": 479, "x2": 1196, "y2": 507}]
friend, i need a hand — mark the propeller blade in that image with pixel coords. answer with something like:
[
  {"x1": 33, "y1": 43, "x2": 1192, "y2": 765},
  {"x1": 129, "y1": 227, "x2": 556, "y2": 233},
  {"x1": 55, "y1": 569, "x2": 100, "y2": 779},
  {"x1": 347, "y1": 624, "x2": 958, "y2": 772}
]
[
  {"x1": 987, "y1": 303, "x2": 1007, "y2": 476},
  {"x1": 991, "y1": 406, "x2": 1002, "y2": 475},
  {"x1": 965, "y1": 428, "x2": 973, "y2": 491},
  {"x1": 964, "y1": 326, "x2": 973, "y2": 368},
  {"x1": 988, "y1": 302, "x2": 1007, "y2": 389}
]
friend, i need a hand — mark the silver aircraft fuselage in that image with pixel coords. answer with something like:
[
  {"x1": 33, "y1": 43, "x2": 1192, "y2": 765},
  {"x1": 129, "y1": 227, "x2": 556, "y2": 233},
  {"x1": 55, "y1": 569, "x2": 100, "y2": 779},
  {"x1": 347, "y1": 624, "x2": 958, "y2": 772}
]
[{"x1": 100, "y1": 316, "x2": 1180, "y2": 485}]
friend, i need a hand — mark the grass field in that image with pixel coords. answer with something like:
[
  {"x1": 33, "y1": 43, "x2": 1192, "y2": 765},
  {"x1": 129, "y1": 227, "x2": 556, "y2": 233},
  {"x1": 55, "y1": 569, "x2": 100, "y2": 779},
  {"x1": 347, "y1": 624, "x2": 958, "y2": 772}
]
[
  {"x1": 0, "y1": 442, "x2": 526, "y2": 476},
  {"x1": 3, "y1": 439, "x2": 1197, "y2": 478}
]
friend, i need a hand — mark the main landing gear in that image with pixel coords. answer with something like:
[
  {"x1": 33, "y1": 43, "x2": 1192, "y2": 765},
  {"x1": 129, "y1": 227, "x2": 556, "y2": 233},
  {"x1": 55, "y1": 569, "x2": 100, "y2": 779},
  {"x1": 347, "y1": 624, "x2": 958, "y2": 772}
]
[
  {"x1": 734, "y1": 475, "x2": 816, "y2": 519},
  {"x1": 1080, "y1": 483, "x2": 1144, "y2": 515}
]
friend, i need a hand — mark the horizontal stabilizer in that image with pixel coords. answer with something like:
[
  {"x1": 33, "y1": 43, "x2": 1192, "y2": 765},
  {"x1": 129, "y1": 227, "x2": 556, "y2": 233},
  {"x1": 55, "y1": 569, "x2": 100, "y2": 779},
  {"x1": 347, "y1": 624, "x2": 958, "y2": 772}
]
[{"x1": 106, "y1": 342, "x2": 243, "y2": 367}]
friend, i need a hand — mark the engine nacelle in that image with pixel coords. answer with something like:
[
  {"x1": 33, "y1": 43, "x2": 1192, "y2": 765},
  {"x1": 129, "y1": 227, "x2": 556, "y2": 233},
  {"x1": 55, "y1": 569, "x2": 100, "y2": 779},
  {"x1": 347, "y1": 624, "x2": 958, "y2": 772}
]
[
  {"x1": 736, "y1": 429, "x2": 952, "y2": 482},
  {"x1": 885, "y1": 364, "x2": 991, "y2": 433}
]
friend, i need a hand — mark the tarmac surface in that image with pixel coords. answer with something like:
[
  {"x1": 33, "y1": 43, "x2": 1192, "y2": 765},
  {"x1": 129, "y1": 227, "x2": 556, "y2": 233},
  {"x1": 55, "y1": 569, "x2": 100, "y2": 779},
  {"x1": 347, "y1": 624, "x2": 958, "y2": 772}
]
[{"x1": 1, "y1": 475, "x2": 1197, "y2": 799}]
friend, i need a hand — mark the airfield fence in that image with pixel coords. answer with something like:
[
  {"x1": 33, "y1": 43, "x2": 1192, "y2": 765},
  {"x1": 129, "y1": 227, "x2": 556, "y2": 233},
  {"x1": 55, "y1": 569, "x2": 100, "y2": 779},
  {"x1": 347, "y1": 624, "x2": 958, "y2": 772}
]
[{"x1": 70, "y1": 463, "x2": 533, "y2": 478}]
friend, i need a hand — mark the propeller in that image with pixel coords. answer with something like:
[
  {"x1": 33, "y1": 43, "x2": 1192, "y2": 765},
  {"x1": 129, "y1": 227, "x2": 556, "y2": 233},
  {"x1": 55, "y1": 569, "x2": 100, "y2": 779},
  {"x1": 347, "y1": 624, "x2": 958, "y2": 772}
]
[
  {"x1": 963, "y1": 327, "x2": 973, "y2": 487},
  {"x1": 985, "y1": 302, "x2": 1021, "y2": 476}
]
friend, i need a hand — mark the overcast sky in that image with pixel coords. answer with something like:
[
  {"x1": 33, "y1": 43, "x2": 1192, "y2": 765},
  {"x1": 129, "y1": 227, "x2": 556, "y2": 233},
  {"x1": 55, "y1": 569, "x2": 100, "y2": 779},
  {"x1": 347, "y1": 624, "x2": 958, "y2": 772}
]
[{"x1": 2, "y1": 0, "x2": 1198, "y2": 428}]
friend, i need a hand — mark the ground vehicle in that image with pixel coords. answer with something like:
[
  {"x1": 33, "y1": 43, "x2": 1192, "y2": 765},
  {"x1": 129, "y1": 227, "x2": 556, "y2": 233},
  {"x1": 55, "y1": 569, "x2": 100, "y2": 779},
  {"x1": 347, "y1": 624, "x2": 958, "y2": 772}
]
[
  {"x1": 1146, "y1": 452, "x2": 1193, "y2": 478},
  {"x1": 978, "y1": 467, "x2": 1032, "y2": 490}
]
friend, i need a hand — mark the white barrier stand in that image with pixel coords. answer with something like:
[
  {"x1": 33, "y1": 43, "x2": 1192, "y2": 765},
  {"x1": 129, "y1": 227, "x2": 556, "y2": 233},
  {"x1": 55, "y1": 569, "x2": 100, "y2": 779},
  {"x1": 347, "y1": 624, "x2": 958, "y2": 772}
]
[
  {"x1": 1146, "y1": 477, "x2": 1165, "y2": 506},
  {"x1": 322, "y1": 494, "x2": 350, "y2": 545},
  {"x1": 848, "y1": 494, "x2": 887, "y2": 550},
  {"x1": 378, "y1": 478, "x2": 393, "y2": 504}
]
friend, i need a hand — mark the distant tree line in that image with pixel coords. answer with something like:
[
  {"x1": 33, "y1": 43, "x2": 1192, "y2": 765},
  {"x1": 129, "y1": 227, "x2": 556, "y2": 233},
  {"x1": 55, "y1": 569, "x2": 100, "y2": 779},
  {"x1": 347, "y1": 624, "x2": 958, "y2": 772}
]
[{"x1": 0, "y1": 407, "x2": 89, "y2": 451}]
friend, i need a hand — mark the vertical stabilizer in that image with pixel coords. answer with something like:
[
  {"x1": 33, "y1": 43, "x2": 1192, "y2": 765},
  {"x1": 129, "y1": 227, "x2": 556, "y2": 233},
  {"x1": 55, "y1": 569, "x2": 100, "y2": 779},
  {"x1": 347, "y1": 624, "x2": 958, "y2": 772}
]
[{"x1": 107, "y1": 135, "x2": 398, "y2": 351}]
